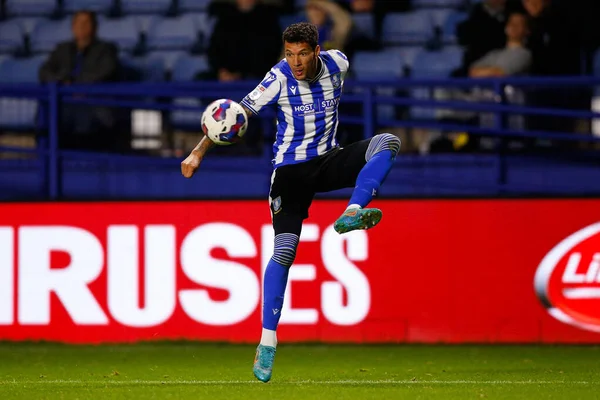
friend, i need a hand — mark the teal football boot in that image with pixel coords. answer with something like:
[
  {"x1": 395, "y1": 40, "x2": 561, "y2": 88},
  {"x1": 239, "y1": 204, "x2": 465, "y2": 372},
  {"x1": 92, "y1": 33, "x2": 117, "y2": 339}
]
[
  {"x1": 253, "y1": 344, "x2": 276, "y2": 383},
  {"x1": 334, "y1": 208, "x2": 382, "y2": 234}
]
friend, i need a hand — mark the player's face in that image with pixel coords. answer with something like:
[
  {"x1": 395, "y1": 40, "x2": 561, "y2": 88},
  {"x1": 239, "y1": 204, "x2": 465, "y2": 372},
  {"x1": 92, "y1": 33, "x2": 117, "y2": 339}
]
[{"x1": 284, "y1": 41, "x2": 321, "y2": 81}]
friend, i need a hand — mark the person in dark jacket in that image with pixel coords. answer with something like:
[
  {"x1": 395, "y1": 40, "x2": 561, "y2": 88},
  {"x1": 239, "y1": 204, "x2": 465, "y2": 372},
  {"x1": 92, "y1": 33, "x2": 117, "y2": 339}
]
[
  {"x1": 206, "y1": 0, "x2": 282, "y2": 82},
  {"x1": 39, "y1": 10, "x2": 125, "y2": 152},
  {"x1": 39, "y1": 10, "x2": 118, "y2": 84}
]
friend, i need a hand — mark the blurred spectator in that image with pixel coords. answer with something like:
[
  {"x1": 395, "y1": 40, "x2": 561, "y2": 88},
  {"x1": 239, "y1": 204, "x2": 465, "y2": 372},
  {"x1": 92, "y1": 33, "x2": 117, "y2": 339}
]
[
  {"x1": 523, "y1": 0, "x2": 580, "y2": 75},
  {"x1": 38, "y1": 11, "x2": 125, "y2": 152},
  {"x1": 305, "y1": 0, "x2": 352, "y2": 51},
  {"x1": 469, "y1": 12, "x2": 531, "y2": 77},
  {"x1": 39, "y1": 11, "x2": 118, "y2": 84},
  {"x1": 453, "y1": 0, "x2": 523, "y2": 77},
  {"x1": 206, "y1": 0, "x2": 281, "y2": 82}
]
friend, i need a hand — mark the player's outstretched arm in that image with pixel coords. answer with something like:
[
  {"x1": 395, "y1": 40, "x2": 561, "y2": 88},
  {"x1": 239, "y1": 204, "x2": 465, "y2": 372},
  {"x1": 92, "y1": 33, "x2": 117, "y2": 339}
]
[{"x1": 181, "y1": 134, "x2": 215, "y2": 178}]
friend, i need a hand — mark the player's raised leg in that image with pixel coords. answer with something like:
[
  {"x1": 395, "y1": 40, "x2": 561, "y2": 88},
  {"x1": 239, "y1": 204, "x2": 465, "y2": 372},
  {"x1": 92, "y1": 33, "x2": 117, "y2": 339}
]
[
  {"x1": 254, "y1": 213, "x2": 302, "y2": 383},
  {"x1": 334, "y1": 133, "x2": 401, "y2": 234}
]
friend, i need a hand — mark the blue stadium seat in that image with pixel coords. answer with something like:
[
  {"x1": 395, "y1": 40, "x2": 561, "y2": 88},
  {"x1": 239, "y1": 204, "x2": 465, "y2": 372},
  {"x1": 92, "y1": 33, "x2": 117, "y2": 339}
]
[
  {"x1": 146, "y1": 50, "x2": 187, "y2": 74},
  {"x1": 178, "y1": 0, "x2": 212, "y2": 12},
  {"x1": 170, "y1": 97, "x2": 203, "y2": 129},
  {"x1": 352, "y1": 13, "x2": 375, "y2": 39},
  {"x1": 430, "y1": 9, "x2": 468, "y2": 44},
  {"x1": 11, "y1": 17, "x2": 44, "y2": 36},
  {"x1": 0, "y1": 56, "x2": 45, "y2": 129},
  {"x1": 352, "y1": 50, "x2": 405, "y2": 80},
  {"x1": 352, "y1": 50, "x2": 407, "y2": 120},
  {"x1": 411, "y1": 46, "x2": 463, "y2": 77},
  {"x1": 410, "y1": 47, "x2": 463, "y2": 119},
  {"x1": 413, "y1": 0, "x2": 467, "y2": 7},
  {"x1": 63, "y1": 0, "x2": 115, "y2": 14},
  {"x1": 30, "y1": 19, "x2": 72, "y2": 53},
  {"x1": 146, "y1": 15, "x2": 199, "y2": 51},
  {"x1": 120, "y1": 0, "x2": 173, "y2": 15},
  {"x1": 97, "y1": 17, "x2": 140, "y2": 52},
  {"x1": 382, "y1": 11, "x2": 434, "y2": 45},
  {"x1": 120, "y1": 54, "x2": 166, "y2": 82},
  {"x1": 5, "y1": 0, "x2": 58, "y2": 17},
  {"x1": 172, "y1": 54, "x2": 208, "y2": 81},
  {"x1": 185, "y1": 13, "x2": 215, "y2": 51},
  {"x1": 0, "y1": 21, "x2": 24, "y2": 55}
]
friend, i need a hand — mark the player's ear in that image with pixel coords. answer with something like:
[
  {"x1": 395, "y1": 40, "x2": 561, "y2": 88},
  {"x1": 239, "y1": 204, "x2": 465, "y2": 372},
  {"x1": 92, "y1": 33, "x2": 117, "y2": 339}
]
[{"x1": 314, "y1": 45, "x2": 320, "y2": 56}]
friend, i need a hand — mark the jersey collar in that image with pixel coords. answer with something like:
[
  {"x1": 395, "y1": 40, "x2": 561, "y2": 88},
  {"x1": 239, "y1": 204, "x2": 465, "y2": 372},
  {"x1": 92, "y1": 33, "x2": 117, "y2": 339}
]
[{"x1": 306, "y1": 57, "x2": 324, "y2": 84}]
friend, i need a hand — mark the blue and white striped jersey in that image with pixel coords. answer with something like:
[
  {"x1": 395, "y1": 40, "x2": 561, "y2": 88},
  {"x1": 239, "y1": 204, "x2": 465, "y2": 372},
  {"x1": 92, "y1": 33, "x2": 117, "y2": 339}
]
[{"x1": 241, "y1": 50, "x2": 350, "y2": 168}]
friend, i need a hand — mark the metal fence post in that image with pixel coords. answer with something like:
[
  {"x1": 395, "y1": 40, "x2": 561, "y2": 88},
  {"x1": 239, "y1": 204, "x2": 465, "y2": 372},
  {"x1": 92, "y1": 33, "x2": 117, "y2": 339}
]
[
  {"x1": 48, "y1": 83, "x2": 60, "y2": 200},
  {"x1": 493, "y1": 80, "x2": 507, "y2": 191},
  {"x1": 363, "y1": 87, "x2": 373, "y2": 140}
]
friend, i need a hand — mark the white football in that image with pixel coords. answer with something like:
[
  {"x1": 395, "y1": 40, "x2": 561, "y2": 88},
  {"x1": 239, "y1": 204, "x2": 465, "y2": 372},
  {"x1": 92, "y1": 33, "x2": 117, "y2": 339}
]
[{"x1": 201, "y1": 99, "x2": 248, "y2": 145}]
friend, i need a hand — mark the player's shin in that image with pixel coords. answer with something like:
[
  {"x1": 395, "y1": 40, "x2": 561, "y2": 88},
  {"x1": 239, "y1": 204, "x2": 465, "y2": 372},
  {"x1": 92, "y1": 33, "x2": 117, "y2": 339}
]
[
  {"x1": 260, "y1": 233, "x2": 298, "y2": 347},
  {"x1": 348, "y1": 133, "x2": 401, "y2": 209}
]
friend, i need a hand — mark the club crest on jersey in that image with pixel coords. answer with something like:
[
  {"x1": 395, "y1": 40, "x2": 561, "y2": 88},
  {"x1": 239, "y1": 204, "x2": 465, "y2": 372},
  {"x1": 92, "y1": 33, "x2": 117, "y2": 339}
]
[
  {"x1": 272, "y1": 196, "x2": 282, "y2": 214},
  {"x1": 331, "y1": 72, "x2": 341, "y2": 89}
]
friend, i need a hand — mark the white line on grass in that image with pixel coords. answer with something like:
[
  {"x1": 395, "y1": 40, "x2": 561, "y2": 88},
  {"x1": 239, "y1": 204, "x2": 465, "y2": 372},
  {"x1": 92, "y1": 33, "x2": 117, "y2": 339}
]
[{"x1": 0, "y1": 380, "x2": 597, "y2": 385}]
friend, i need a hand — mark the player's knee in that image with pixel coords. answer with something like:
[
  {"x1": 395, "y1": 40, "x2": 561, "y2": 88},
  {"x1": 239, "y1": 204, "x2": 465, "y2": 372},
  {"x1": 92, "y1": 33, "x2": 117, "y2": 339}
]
[
  {"x1": 365, "y1": 133, "x2": 401, "y2": 161},
  {"x1": 271, "y1": 233, "x2": 299, "y2": 267}
]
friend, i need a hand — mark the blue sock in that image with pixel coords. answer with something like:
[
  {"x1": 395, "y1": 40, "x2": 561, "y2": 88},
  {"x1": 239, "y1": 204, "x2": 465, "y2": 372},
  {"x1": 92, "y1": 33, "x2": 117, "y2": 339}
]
[
  {"x1": 262, "y1": 233, "x2": 298, "y2": 330},
  {"x1": 348, "y1": 149, "x2": 395, "y2": 208}
]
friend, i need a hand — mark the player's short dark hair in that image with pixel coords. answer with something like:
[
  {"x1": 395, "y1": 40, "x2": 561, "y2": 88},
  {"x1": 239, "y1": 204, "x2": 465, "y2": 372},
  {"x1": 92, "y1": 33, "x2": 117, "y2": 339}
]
[
  {"x1": 282, "y1": 22, "x2": 319, "y2": 50},
  {"x1": 72, "y1": 10, "x2": 98, "y2": 31}
]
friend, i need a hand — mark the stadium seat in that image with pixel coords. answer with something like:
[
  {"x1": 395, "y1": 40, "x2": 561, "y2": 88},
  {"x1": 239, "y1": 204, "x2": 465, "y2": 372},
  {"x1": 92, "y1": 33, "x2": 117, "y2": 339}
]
[
  {"x1": 352, "y1": 13, "x2": 375, "y2": 39},
  {"x1": 30, "y1": 19, "x2": 72, "y2": 53},
  {"x1": 171, "y1": 54, "x2": 208, "y2": 81},
  {"x1": 63, "y1": 0, "x2": 115, "y2": 14},
  {"x1": 352, "y1": 50, "x2": 407, "y2": 120},
  {"x1": 146, "y1": 15, "x2": 199, "y2": 51},
  {"x1": 185, "y1": 13, "x2": 215, "y2": 52},
  {"x1": 0, "y1": 56, "x2": 45, "y2": 129},
  {"x1": 352, "y1": 50, "x2": 405, "y2": 80},
  {"x1": 120, "y1": 54, "x2": 166, "y2": 82},
  {"x1": 170, "y1": 97, "x2": 203, "y2": 129},
  {"x1": 411, "y1": 46, "x2": 463, "y2": 77},
  {"x1": 4, "y1": 0, "x2": 58, "y2": 17},
  {"x1": 410, "y1": 47, "x2": 463, "y2": 119},
  {"x1": 120, "y1": 0, "x2": 173, "y2": 15},
  {"x1": 0, "y1": 21, "x2": 24, "y2": 55},
  {"x1": 146, "y1": 50, "x2": 187, "y2": 76},
  {"x1": 430, "y1": 10, "x2": 467, "y2": 44},
  {"x1": 381, "y1": 11, "x2": 434, "y2": 45},
  {"x1": 178, "y1": 0, "x2": 212, "y2": 13},
  {"x1": 412, "y1": 0, "x2": 468, "y2": 7},
  {"x1": 11, "y1": 17, "x2": 44, "y2": 36},
  {"x1": 97, "y1": 17, "x2": 140, "y2": 52}
]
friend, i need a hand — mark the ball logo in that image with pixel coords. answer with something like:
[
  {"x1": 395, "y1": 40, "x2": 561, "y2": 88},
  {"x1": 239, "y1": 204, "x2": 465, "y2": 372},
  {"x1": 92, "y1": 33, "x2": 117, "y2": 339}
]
[{"x1": 534, "y1": 223, "x2": 600, "y2": 332}]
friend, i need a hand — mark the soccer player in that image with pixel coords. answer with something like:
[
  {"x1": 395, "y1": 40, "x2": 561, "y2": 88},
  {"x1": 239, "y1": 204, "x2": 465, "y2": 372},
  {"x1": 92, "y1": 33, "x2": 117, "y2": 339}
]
[{"x1": 181, "y1": 22, "x2": 400, "y2": 382}]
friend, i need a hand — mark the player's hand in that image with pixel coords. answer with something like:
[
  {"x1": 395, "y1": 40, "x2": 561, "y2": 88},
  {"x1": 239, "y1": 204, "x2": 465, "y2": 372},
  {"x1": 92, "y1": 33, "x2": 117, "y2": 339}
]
[{"x1": 181, "y1": 151, "x2": 202, "y2": 178}]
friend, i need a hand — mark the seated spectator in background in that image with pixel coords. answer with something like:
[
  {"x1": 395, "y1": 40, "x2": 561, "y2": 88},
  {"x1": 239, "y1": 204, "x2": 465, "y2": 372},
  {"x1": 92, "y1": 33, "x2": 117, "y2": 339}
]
[
  {"x1": 469, "y1": 12, "x2": 531, "y2": 77},
  {"x1": 39, "y1": 11, "x2": 118, "y2": 84},
  {"x1": 206, "y1": 0, "x2": 281, "y2": 82},
  {"x1": 305, "y1": 0, "x2": 352, "y2": 51},
  {"x1": 453, "y1": 0, "x2": 523, "y2": 77},
  {"x1": 38, "y1": 11, "x2": 125, "y2": 152}
]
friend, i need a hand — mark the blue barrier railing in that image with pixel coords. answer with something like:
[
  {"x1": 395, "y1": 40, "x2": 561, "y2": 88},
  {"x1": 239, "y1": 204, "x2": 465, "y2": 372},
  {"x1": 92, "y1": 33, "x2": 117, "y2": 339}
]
[{"x1": 1, "y1": 76, "x2": 600, "y2": 199}]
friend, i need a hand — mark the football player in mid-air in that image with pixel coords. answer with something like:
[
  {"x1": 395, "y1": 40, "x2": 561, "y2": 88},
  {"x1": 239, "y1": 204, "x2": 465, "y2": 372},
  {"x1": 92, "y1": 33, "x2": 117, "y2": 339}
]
[{"x1": 181, "y1": 22, "x2": 400, "y2": 383}]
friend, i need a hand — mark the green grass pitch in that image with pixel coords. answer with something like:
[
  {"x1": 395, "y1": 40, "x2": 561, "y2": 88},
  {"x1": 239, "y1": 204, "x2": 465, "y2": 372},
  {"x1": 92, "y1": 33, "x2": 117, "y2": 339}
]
[{"x1": 0, "y1": 343, "x2": 598, "y2": 399}]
